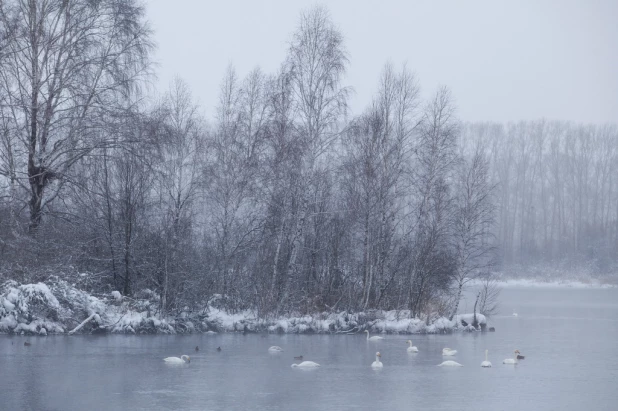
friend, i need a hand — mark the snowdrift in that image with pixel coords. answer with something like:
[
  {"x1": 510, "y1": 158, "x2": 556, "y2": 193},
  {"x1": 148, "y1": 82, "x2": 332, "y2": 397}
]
[{"x1": 0, "y1": 279, "x2": 488, "y2": 335}]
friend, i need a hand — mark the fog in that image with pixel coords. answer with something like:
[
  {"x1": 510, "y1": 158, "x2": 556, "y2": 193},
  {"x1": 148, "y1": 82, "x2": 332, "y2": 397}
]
[
  {"x1": 147, "y1": 0, "x2": 618, "y2": 123},
  {"x1": 1, "y1": 2, "x2": 617, "y2": 409}
]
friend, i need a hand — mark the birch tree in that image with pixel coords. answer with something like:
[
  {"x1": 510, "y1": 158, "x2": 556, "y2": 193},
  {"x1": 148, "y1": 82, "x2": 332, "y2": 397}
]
[
  {"x1": 449, "y1": 144, "x2": 496, "y2": 319},
  {"x1": 0, "y1": 0, "x2": 152, "y2": 233},
  {"x1": 280, "y1": 5, "x2": 349, "y2": 310}
]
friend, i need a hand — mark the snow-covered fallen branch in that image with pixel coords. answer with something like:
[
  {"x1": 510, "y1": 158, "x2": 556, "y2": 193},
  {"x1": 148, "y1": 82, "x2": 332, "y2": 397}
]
[{"x1": 68, "y1": 313, "x2": 98, "y2": 335}]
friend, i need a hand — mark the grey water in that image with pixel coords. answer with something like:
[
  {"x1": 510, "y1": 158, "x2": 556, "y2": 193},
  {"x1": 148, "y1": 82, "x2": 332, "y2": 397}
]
[{"x1": 1, "y1": 287, "x2": 617, "y2": 411}]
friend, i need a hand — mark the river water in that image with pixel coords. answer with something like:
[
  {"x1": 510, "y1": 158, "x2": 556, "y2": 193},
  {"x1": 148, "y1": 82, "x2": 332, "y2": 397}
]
[{"x1": 1, "y1": 287, "x2": 617, "y2": 410}]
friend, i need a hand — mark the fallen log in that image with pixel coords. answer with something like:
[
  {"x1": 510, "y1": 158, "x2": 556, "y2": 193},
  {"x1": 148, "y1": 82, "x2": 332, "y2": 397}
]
[{"x1": 68, "y1": 313, "x2": 97, "y2": 335}]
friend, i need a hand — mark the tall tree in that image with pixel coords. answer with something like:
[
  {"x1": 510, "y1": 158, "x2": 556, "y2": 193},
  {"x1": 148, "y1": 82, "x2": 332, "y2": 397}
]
[
  {"x1": 279, "y1": 5, "x2": 349, "y2": 310},
  {"x1": 0, "y1": 0, "x2": 152, "y2": 233}
]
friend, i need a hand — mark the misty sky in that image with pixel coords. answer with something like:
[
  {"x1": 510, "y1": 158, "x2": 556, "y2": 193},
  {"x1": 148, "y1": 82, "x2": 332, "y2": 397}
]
[{"x1": 147, "y1": 0, "x2": 618, "y2": 124}]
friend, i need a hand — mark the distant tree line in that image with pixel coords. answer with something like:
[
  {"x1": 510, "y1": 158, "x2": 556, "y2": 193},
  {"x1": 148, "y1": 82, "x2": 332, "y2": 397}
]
[
  {"x1": 0, "y1": 2, "x2": 614, "y2": 318},
  {"x1": 461, "y1": 122, "x2": 618, "y2": 272}
]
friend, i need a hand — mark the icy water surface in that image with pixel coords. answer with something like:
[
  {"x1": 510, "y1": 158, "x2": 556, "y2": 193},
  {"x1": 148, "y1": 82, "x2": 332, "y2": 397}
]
[{"x1": 1, "y1": 287, "x2": 617, "y2": 410}]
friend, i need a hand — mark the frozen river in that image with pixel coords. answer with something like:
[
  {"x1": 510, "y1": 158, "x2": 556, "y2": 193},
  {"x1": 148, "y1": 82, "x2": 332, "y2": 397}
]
[{"x1": 1, "y1": 287, "x2": 617, "y2": 410}]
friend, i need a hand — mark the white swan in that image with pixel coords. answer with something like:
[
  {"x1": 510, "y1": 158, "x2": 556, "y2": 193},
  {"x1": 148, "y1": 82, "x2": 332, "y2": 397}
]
[
  {"x1": 442, "y1": 348, "x2": 457, "y2": 356},
  {"x1": 481, "y1": 349, "x2": 492, "y2": 368},
  {"x1": 163, "y1": 355, "x2": 190, "y2": 364},
  {"x1": 512, "y1": 311, "x2": 518, "y2": 317},
  {"x1": 291, "y1": 361, "x2": 320, "y2": 368},
  {"x1": 438, "y1": 360, "x2": 463, "y2": 367},
  {"x1": 406, "y1": 340, "x2": 418, "y2": 353},
  {"x1": 268, "y1": 346, "x2": 284, "y2": 352},
  {"x1": 503, "y1": 350, "x2": 519, "y2": 364},
  {"x1": 365, "y1": 330, "x2": 384, "y2": 341},
  {"x1": 371, "y1": 352, "x2": 383, "y2": 368}
]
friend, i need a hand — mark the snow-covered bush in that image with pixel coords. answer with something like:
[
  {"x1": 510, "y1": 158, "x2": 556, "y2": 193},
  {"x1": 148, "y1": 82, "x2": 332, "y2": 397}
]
[{"x1": 0, "y1": 281, "x2": 64, "y2": 334}]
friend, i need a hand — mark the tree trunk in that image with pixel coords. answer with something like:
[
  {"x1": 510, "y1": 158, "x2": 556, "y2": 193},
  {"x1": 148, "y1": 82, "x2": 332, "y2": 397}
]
[{"x1": 449, "y1": 279, "x2": 464, "y2": 321}]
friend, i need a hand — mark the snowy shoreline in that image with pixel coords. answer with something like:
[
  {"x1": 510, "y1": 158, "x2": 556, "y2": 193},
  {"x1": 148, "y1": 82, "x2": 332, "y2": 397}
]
[
  {"x1": 467, "y1": 278, "x2": 616, "y2": 289},
  {"x1": 1, "y1": 278, "x2": 488, "y2": 336}
]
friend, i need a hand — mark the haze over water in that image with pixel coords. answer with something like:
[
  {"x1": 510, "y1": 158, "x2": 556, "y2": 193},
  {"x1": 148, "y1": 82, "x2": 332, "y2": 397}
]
[{"x1": 1, "y1": 287, "x2": 616, "y2": 411}]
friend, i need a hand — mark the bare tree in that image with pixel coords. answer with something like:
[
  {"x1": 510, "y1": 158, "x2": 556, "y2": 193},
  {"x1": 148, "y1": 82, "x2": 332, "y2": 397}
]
[
  {"x1": 449, "y1": 144, "x2": 496, "y2": 319},
  {"x1": 0, "y1": 0, "x2": 152, "y2": 233},
  {"x1": 154, "y1": 77, "x2": 204, "y2": 314},
  {"x1": 478, "y1": 273, "x2": 501, "y2": 317},
  {"x1": 278, "y1": 5, "x2": 349, "y2": 311},
  {"x1": 407, "y1": 87, "x2": 458, "y2": 318},
  {"x1": 343, "y1": 63, "x2": 419, "y2": 309}
]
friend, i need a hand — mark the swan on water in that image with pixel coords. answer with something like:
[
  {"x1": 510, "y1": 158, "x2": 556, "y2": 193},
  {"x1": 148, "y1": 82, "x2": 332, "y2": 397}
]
[
  {"x1": 442, "y1": 348, "x2": 457, "y2": 356},
  {"x1": 512, "y1": 312, "x2": 518, "y2": 317},
  {"x1": 291, "y1": 361, "x2": 320, "y2": 368},
  {"x1": 268, "y1": 346, "x2": 284, "y2": 352},
  {"x1": 371, "y1": 352, "x2": 383, "y2": 368},
  {"x1": 503, "y1": 350, "x2": 520, "y2": 364},
  {"x1": 438, "y1": 360, "x2": 463, "y2": 367},
  {"x1": 164, "y1": 355, "x2": 190, "y2": 364},
  {"x1": 406, "y1": 340, "x2": 418, "y2": 353},
  {"x1": 365, "y1": 330, "x2": 384, "y2": 341},
  {"x1": 481, "y1": 349, "x2": 492, "y2": 368}
]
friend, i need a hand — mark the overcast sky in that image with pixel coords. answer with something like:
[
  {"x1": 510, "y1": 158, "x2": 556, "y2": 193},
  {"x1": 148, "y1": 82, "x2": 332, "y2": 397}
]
[{"x1": 146, "y1": 0, "x2": 618, "y2": 124}]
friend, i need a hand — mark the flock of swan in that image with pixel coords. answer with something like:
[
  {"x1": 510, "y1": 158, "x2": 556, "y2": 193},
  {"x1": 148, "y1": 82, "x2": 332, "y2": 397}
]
[{"x1": 162, "y1": 329, "x2": 525, "y2": 369}]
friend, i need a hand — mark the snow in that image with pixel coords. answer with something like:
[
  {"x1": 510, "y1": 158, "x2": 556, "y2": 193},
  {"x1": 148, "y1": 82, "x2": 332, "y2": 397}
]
[
  {"x1": 1, "y1": 278, "x2": 493, "y2": 335},
  {"x1": 453, "y1": 313, "x2": 487, "y2": 326},
  {"x1": 111, "y1": 291, "x2": 122, "y2": 301},
  {"x1": 467, "y1": 277, "x2": 615, "y2": 289}
]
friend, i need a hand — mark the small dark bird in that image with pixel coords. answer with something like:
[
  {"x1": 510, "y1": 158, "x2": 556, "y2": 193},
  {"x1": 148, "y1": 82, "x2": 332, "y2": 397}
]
[
  {"x1": 195, "y1": 346, "x2": 199, "y2": 352},
  {"x1": 216, "y1": 346, "x2": 222, "y2": 352},
  {"x1": 24, "y1": 342, "x2": 31, "y2": 346},
  {"x1": 294, "y1": 355, "x2": 303, "y2": 360},
  {"x1": 489, "y1": 327, "x2": 496, "y2": 332},
  {"x1": 516, "y1": 352, "x2": 525, "y2": 360}
]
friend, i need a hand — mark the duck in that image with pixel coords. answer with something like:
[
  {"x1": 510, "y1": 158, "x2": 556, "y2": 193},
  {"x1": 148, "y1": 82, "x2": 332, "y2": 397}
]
[
  {"x1": 24, "y1": 342, "x2": 31, "y2": 347},
  {"x1": 406, "y1": 340, "x2": 419, "y2": 353},
  {"x1": 163, "y1": 355, "x2": 190, "y2": 364},
  {"x1": 438, "y1": 360, "x2": 463, "y2": 367},
  {"x1": 442, "y1": 348, "x2": 457, "y2": 356},
  {"x1": 217, "y1": 346, "x2": 222, "y2": 352},
  {"x1": 481, "y1": 349, "x2": 492, "y2": 367},
  {"x1": 195, "y1": 346, "x2": 199, "y2": 352},
  {"x1": 291, "y1": 361, "x2": 320, "y2": 368},
  {"x1": 294, "y1": 355, "x2": 303, "y2": 360},
  {"x1": 365, "y1": 330, "x2": 384, "y2": 341},
  {"x1": 268, "y1": 346, "x2": 284, "y2": 352},
  {"x1": 503, "y1": 350, "x2": 520, "y2": 364},
  {"x1": 371, "y1": 352, "x2": 383, "y2": 368},
  {"x1": 516, "y1": 350, "x2": 525, "y2": 360}
]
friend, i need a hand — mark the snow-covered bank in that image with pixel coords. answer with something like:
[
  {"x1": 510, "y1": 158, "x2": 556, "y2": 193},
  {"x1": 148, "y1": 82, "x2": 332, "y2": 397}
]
[
  {"x1": 469, "y1": 264, "x2": 618, "y2": 289},
  {"x1": 0, "y1": 279, "x2": 489, "y2": 335},
  {"x1": 476, "y1": 278, "x2": 616, "y2": 289}
]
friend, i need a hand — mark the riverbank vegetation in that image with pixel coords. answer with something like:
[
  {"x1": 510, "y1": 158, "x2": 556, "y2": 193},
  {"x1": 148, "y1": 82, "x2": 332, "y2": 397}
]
[{"x1": 1, "y1": 2, "x2": 616, "y2": 330}]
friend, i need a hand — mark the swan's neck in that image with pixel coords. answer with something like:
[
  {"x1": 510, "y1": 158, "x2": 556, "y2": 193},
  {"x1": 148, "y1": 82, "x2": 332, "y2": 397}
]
[
  {"x1": 485, "y1": 351, "x2": 488, "y2": 361},
  {"x1": 366, "y1": 332, "x2": 369, "y2": 340},
  {"x1": 375, "y1": 355, "x2": 380, "y2": 363},
  {"x1": 408, "y1": 341, "x2": 412, "y2": 347}
]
